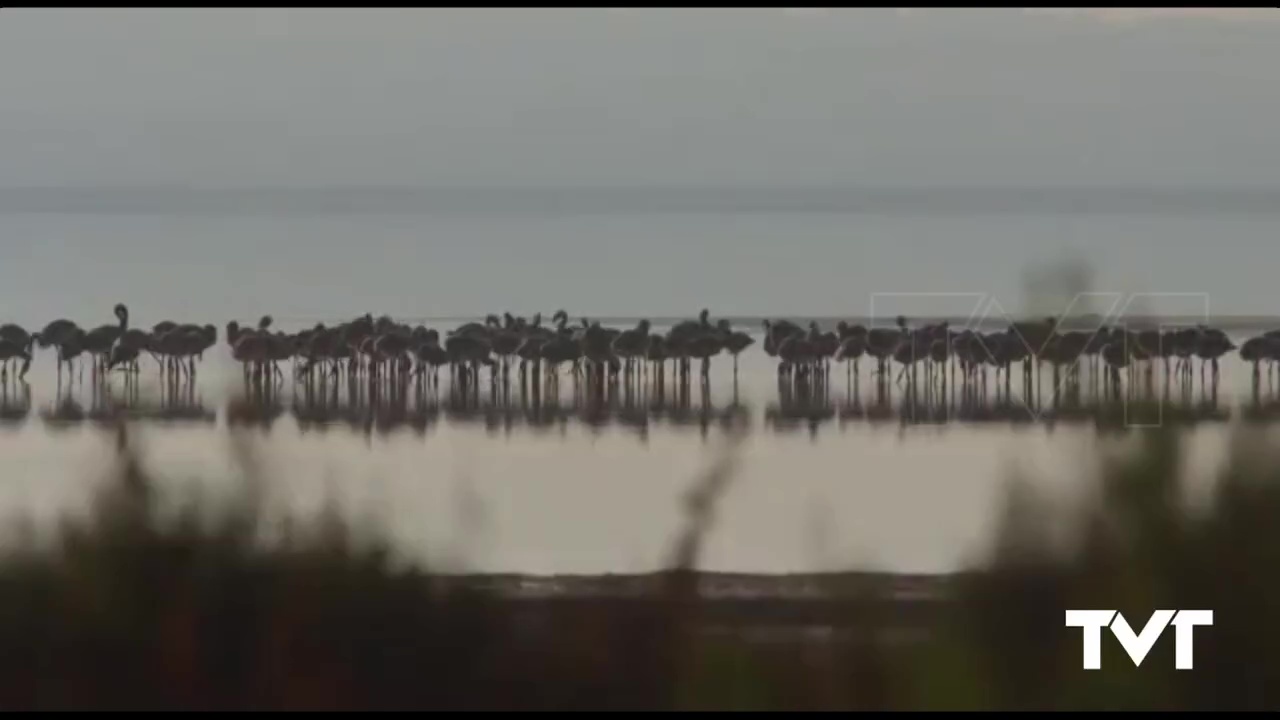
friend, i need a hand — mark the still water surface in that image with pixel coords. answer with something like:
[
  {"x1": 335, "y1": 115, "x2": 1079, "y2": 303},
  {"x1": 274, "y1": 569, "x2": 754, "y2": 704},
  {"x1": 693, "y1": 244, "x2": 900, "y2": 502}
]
[{"x1": 0, "y1": 321, "x2": 1275, "y2": 576}]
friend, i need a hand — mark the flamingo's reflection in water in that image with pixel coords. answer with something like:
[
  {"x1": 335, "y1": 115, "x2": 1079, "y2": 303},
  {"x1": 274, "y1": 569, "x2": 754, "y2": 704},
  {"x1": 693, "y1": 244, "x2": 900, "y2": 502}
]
[
  {"x1": 0, "y1": 336, "x2": 1273, "y2": 443},
  {"x1": 39, "y1": 373, "x2": 216, "y2": 431},
  {"x1": 271, "y1": 366, "x2": 752, "y2": 445}
]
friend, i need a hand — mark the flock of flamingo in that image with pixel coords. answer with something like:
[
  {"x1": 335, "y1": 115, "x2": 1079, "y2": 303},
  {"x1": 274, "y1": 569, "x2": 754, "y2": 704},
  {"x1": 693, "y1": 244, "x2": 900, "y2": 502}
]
[
  {"x1": 0, "y1": 307, "x2": 758, "y2": 395},
  {"x1": 0, "y1": 304, "x2": 216, "y2": 385},
  {"x1": 2, "y1": 304, "x2": 1278, "y2": 413}
]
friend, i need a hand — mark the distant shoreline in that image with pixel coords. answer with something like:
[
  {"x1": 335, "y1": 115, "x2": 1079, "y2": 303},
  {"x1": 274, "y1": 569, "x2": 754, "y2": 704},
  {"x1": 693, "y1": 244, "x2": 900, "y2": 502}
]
[
  {"x1": 435, "y1": 570, "x2": 957, "y2": 601},
  {"x1": 268, "y1": 314, "x2": 1280, "y2": 331},
  {"x1": 2, "y1": 184, "x2": 1280, "y2": 217}
]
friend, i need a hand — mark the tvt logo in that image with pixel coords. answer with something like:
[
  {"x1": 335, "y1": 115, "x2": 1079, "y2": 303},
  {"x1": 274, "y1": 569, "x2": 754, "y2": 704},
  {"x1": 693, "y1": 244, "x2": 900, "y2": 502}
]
[{"x1": 1065, "y1": 609, "x2": 1213, "y2": 670}]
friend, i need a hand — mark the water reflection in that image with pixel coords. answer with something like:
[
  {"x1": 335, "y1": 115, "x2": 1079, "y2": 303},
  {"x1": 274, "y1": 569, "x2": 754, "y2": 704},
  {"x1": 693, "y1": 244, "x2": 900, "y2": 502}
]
[
  {"x1": 242, "y1": 372, "x2": 754, "y2": 445},
  {"x1": 0, "y1": 383, "x2": 31, "y2": 432},
  {"x1": 0, "y1": 336, "x2": 1277, "y2": 577},
  {"x1": 37, "y1": 374, "x2": 216, "y2": 431},
  {"x1": 0, "y1": 352, "x2": 1278, "y2": 440},
  {"x1": 768, "y1": 393, "x2": 1236, "y2": 439},
  {"x1": 766, "y1": 348, "x2": 1251, "y2": 438}
]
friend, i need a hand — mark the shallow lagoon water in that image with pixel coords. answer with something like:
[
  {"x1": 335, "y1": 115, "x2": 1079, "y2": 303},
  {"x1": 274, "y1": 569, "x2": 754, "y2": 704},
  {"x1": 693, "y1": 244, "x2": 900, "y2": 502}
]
[
  {"x1": 0, "y1": 320, "x2": 1273, "y2": 577},
  {"x1": 5, "y1": 195, "x2": 1280, "y2": 575}
]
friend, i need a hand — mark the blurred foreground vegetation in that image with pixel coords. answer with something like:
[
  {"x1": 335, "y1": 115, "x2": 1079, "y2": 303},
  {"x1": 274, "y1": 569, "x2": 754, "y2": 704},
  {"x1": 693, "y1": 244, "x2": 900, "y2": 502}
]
[{"x1": 0, "y1": 413, "x2": 1277, "y2": 710}]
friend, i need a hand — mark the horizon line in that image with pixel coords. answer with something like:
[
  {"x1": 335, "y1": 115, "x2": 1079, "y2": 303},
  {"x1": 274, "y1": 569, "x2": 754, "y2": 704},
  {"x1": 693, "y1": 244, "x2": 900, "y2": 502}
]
[
  {"x1": 268, "y1": 312, "x2": 1280, "y2": 326},
  {"x1": 3, "y1": 183, "x2": 1280, "y2": 192}
]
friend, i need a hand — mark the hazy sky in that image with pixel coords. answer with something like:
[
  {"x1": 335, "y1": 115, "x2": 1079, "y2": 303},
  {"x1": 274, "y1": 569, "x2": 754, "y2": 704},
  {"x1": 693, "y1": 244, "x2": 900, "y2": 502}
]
[
  {"x1": 2, "y1": 9, "x2": 1280, "y2": 321},
  {"x1": 2, "y1": 8, "x2": 1279, "y2": 189}
]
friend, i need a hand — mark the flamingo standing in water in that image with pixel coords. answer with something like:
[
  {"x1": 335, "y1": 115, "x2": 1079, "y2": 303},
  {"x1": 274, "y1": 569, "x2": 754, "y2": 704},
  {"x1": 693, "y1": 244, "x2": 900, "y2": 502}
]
[
  {"x1": 0, "y1": 338, "x2": 32, "y2": 382},
  {"x1": 0, "y1": 325, "x2": 36, "y2": 380},
  {"x1": 720, "y1": 323, "x2": 755, "y2": 382}
]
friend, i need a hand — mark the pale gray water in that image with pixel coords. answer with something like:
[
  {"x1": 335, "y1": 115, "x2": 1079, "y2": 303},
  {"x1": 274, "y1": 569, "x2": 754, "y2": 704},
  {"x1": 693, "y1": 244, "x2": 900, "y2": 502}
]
[
  {"x1": 5, "y1": 188, "x2": 1280, "y2": 321},
  {"x1": 2, "y1": 196, "x2": 1280, "y2": 576},
  {"x1": 0, "y1": 318, "x2": 1272, "y2": 577}
]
